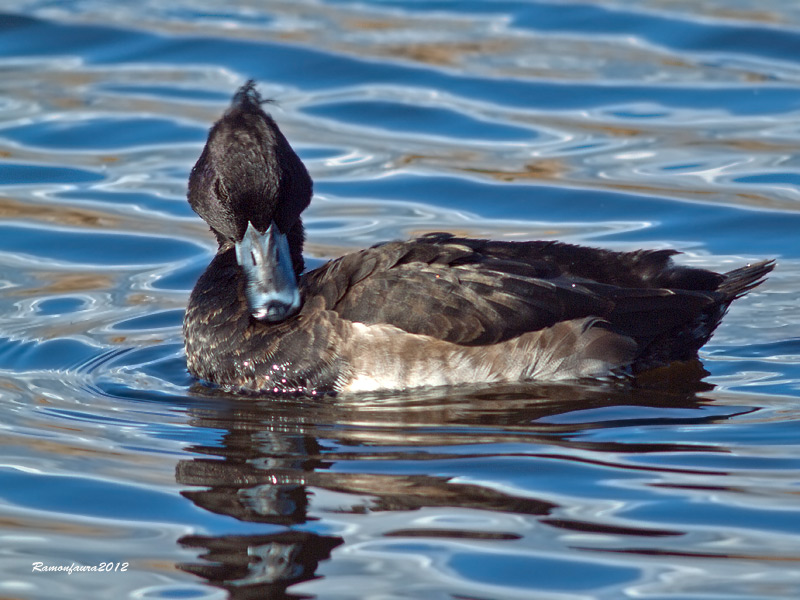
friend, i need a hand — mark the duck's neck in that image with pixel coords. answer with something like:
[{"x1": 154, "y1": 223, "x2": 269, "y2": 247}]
[{"x1": 285, "y1": 218, "x2": 306, "y2": 276}]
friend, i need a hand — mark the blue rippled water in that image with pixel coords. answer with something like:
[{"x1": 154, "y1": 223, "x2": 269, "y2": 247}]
[{"x1": 1, "y1": 2, "x2": 800, "y2": 599}]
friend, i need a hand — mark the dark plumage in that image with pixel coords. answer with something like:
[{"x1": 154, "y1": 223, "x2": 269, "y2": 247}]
[{"x1": 183, "y1": 81, "x2": 774, "y2": 395}]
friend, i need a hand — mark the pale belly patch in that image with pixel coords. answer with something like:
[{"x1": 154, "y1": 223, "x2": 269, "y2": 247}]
[{"x1": 337, "y1": 319, "x2": 637, "y2": 393}]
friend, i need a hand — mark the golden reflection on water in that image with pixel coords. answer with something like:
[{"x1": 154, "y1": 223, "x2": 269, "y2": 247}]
[
  {"x1": 25, "y1": 272, "x2": 115, "y2": 294},
  {"x1": 1, "y1": 2, "x2": 798, "y2": 598},
  {"x1": 0, "y1": 196, "x2": 118, "y2": 229}
]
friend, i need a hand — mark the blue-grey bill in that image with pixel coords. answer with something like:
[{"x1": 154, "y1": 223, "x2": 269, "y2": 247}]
[{"x1": 235, "y1": 221, "x2": 301, "y2": 322}]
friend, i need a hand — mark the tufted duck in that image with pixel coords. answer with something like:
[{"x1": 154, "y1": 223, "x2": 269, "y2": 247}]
[{"x1": 183, "y1": 81, "x2": 774, "y2": 395}]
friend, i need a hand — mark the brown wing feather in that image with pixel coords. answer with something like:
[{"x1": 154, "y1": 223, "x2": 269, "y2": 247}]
[{"x1": 300, "y1": 236, "x2": 716, "y2": 346}]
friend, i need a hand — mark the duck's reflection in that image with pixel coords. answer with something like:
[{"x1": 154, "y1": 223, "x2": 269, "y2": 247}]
[
  {"x1": 176, "y1": 375, "x2": 713, "y2": 598},
  {"x1": 176, "y1": 412, "x2": 340, "y2": 599},
  {"x1": 179, "y1": 531, "x2": 341, "y2": 599}
]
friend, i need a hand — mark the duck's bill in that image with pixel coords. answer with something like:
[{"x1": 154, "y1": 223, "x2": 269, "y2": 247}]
[{"x1": 235, "y1": 221, "x2": 301, "y2": 322}]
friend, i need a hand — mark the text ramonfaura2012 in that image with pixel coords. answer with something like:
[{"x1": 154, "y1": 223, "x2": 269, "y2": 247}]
[{"x1": 32, "y1": 562, "x2": 129, "y2": 574}]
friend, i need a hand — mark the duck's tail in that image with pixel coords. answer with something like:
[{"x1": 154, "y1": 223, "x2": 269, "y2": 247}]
[
  {"x1": 632, "y1": 258, "x2": 774, "y2": 374},
  {"x1": 718, "y1": 259, "x2": 775, "y2": 301}
]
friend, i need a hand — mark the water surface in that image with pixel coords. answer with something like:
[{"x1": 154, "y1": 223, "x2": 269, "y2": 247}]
[{"x1": 1, "y1": 1, "x2": 800, "y2": 599}]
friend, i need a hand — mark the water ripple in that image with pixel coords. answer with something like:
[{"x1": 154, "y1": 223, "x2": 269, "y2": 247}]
[{"x1": 1, "y1": 2, "x2": 799, "y2": 599}]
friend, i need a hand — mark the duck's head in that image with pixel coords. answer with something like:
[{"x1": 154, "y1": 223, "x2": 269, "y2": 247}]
[{"x1": 188, "y1": 81, "x2": 312, "y2": 323}]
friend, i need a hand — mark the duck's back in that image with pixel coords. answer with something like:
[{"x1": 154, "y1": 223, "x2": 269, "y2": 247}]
[{"x1": 306, "y1": 233, "x2": 769, "y2": 349}]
